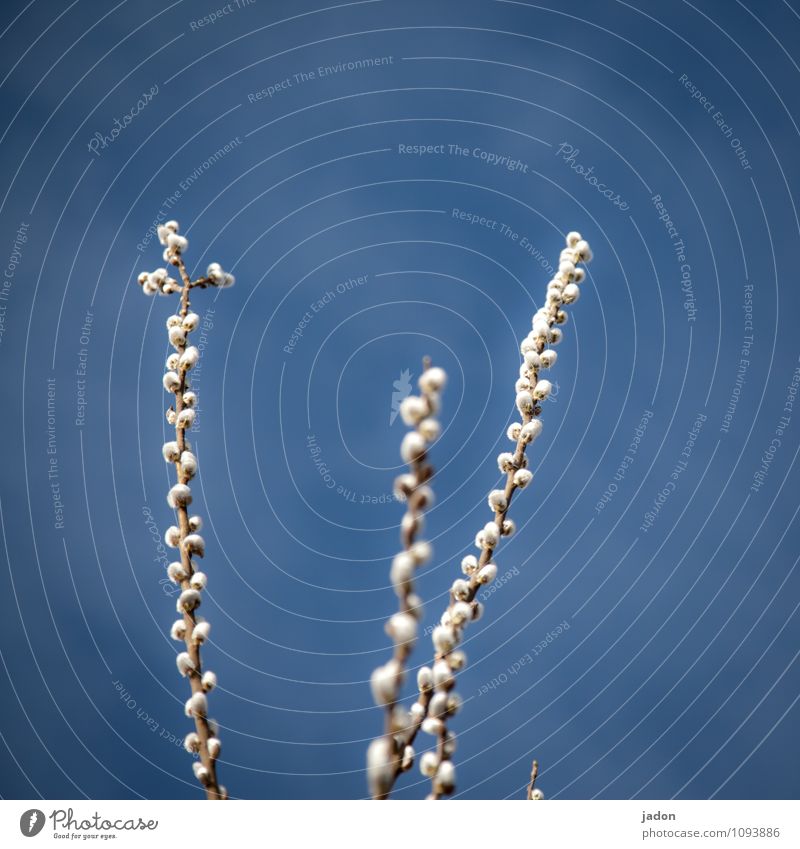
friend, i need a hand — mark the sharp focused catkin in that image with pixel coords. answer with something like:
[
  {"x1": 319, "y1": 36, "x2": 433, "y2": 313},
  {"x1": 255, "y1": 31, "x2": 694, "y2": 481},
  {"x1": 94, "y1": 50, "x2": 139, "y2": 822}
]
[{"x1": 138, "y1": 219, "x2": 237, "y2": 801}]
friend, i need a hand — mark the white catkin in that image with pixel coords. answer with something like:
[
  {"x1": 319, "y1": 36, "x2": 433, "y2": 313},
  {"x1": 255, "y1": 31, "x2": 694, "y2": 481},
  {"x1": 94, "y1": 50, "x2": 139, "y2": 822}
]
[{"x1": 420, "y1": 233, "x2": 593, "y2": 799}]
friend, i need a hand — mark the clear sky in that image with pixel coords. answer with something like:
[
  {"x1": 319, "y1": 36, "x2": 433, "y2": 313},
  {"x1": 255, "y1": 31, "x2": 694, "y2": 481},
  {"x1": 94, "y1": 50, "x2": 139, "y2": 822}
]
[{"x1": 0, "y1": 0, "x2": 798, "y2": 800}]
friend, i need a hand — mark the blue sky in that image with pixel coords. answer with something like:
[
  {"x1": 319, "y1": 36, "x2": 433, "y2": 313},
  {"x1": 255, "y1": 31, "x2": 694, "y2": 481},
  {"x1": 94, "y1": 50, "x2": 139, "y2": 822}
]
[{"x1": 0, "y1": 0, "x2": 799, "y2": 800}]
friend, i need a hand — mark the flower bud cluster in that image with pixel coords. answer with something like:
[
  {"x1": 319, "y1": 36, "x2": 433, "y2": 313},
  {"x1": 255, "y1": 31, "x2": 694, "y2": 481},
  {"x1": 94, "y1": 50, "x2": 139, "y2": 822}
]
[{"x1": 138, "y1": 220, "x2": 235, "y2": 295}]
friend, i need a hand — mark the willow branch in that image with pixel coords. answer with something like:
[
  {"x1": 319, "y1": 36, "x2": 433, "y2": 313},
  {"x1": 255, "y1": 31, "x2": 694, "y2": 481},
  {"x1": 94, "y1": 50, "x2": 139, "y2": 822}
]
[
  {"x1": 367, "y1": 361, "x2": 447, "y2": 799},
  {"x1": 138, "y1": 220, "x2": 235, "y2": 799},
  {"x1": 417, "y1": 232, "x2": 593, "y2": 799}
]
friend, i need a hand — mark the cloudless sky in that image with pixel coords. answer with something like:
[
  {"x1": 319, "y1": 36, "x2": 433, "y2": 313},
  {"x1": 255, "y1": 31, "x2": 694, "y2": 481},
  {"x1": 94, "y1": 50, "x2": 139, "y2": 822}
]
[{"x1": 0, "y1": 0, "x2": 799, "y2": 800}]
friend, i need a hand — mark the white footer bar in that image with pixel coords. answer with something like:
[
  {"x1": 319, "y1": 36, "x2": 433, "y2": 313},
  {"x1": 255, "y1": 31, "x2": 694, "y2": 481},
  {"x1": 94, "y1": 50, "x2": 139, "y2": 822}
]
[{"x1": 1, "y1": 800, "x2": 797, "y2": 848}]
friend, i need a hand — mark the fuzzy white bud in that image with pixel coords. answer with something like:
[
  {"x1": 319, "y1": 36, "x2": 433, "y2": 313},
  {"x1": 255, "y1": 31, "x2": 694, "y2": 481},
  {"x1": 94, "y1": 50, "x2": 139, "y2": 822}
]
[
  {"x1": 167, "y1": 562, "x2": 186, "y2": 583},
  {"x1": 183, "y1": 732, "x2": 200, "y2": 754},
  {"x1": 164, "y1": 526, "x2": 181, "y2": 547},
  {"x1": 163, "y1": 371, "x2": 181, "y2": 393},
  {"x1": 477, "y1": 563, "x2": 498, "y2": 584},
  {"x1": 575, "y1": 239, "x2": 592, "y2": 261},
  {"x1": 435, "y1": 760, "x2": 456, "y2": 793},
  {"x1": 524, "y1": 350, "x2": 541, "y2": 370},
  {"x1": 432, "y1": 625, "x2": 457, "y2": 654},
  {"x1": 386, "y1": 612, "x2": 417, "y2": 646},
  {"x1": 399, "y1": 395, "x2": 427, "y2": 425},
  {"x1": 446, "y1": 693, "x2": 462, "y2": 716},
  {"x1": 185, "y1": 691, "x2": 207, "y2": 717},
  {"x1": 516, "y1": 391, "x2": 534, "y2": 414},
  {"x1": 514, "y1": 468, "x2": 533, "y2": 488},
  {"x1": 520, "y1": 419, "x2": 543, "y2": 443},
  {"x1": 201, "y1": 670, "x2": 217, "y2": 692},
  {"x1": 428, "y1": 691, "x2": 448, "y2": 718},
  {"x1": 180, "y1": 451, "x2": 198, "y2": 479},
  {"x1": 162, "y1": 441, "x2": 180, "y2": 462},
  {"x1": 433, "y1": 659, "x2": 454, "y2": 690},
  {"x1": 400, "y1": 431, "x2": 426, "y2": 463},
  {"x1": 497, "y1": 452, "x2": 516, "y2": 473},
  {"x1": 393, "y1": 473, "x2": 416, "y2": 500},
  {"x1": 182, "y1": 312, "x2": 199, "y2": 332},
  {"x1": 419, "y1": 751, "x2": 438, "y2": 777},
  {"x1": 170, "y1": 619, "x2": 187, "y2": 640},
  {"x1": 366, "y1": 737, "x2": 394, "y2": 799},
  {"x1": 192, "y1": 762, "x2": 210, "y2": 785},
  {"x1": 370, "y1": 660, "x2": 401, "y2": 705},
  {"x1": 176, "y1": 408, "x2": 195, "y2": 429},
  {"x1": 559, "y1": 260, "x2": 576, "y2": 280},
  {"x1": 488, "y1": 489, "x2": 508, "y2": 512},
  {"x1": 482, "y1": 522, "x2": 500, "y2": 547},
  {"x1": 179, "y1": 346, "x2": 200, "y2": 370},
  {"x1": 422, "y1": 717, "x2": 443, "y2": 736},
  {"x1": 167, "y1": 483, "x2": 192, "y2": 508},
  {"x1": 409, "y1": 540, "x2": 431, "y2": 565},
  {"x1": 451, "y1": 578, "x2": 470, "y2": 601},
  {"x1": 419, "y1": 366, "x2": 447, "y2": 393},
  {"x1": 176, "y1": 652, "x2": 194, "y2": 677},
  {"x1": 168, "y1": 325, "x2": 186, "y2": 348},
  {"x1": 532, "y1": 379, "x2": 552, "y2": 400},
  {"x1": 192, "y1": 621, "x2": 211, "y2": 644},
  {"x1": 461, "y1": 555, "x2": 478, "y2": 576},
  {"x1": 451, "y1": 601, "x2": 472, "y2": 625},
  {"x1": 539, "y1": 349, "x2": 557, "y2": 368},
  {"x1": 183, "y1": 534, "x2": 205, "y2": 557},
  {"x1": 417, "y1": 666, "x2": 433, "y2": 692},
  {"x1": 418, "y1": 417, "x2": 441, "y2": 443},
  {"x1": 390, "y1": 552, "x2": 414, "y2": 594},
  {"x1": 167, "y1": 232, "x2": 188, "y2": 254},
  {"x1": 448, "y1": 650, "x2": 466, "y2": 670},
  {"x1": 178, "y1": 588, "x2": 201, "y2": 612}
]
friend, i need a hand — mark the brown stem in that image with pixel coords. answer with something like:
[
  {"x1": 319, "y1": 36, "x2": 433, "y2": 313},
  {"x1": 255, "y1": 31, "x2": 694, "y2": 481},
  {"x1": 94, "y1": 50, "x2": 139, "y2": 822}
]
[
  {"x1": 423, "y1": 240, "x2": 590, "y2": 799},
  {"x1": 527, "y1": 760, "x2": 539, "y2": 800},
  {"x1": 373, "y1": 359, "x2": 442, "y2": 799},
  {"x1": 170, "y1": 256, "x2": 223, "y2": 800}
]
